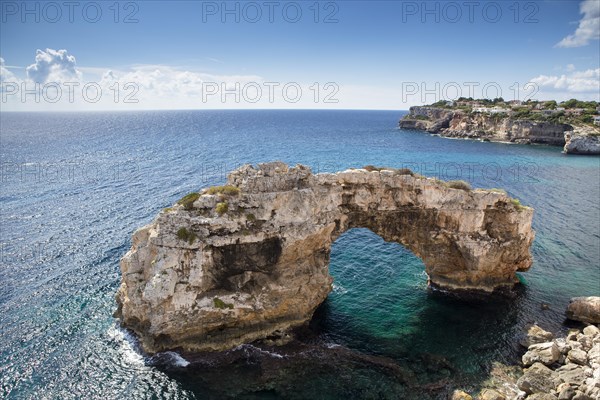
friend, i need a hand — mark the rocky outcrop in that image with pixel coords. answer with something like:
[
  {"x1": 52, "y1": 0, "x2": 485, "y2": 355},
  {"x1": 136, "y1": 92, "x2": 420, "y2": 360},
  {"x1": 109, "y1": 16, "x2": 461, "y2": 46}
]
[
  {"x1": 516, "y1": 326, "x2": 600, "y2": 400},
  {"x1": 567, "y1": 297, "x2": 600, "y2": 324},
  {"x1": 564, "y1": 133, "x2": 600, "y2": 155},
  {"x1": 398, "y1": 107, "x2": 600, "y2": 153},
  {"x1": 115, "y1": 162, "x2": 535, "y2": 353},
  {"x1": 468, "y1": 322, "x2": 600, "y2": 400}
]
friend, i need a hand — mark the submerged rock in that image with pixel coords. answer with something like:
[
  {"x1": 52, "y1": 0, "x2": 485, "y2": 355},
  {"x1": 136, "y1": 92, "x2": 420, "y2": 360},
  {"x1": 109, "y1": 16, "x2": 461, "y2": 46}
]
[{"x1": 115, "y1": 162, "x2": 535, "y2": 353}]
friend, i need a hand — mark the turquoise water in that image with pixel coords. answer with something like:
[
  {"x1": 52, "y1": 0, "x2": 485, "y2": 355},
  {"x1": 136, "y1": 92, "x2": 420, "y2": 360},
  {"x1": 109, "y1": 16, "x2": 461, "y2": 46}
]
[{"x1": 1, "y1": 110, "x2": 598, "y2": 399}]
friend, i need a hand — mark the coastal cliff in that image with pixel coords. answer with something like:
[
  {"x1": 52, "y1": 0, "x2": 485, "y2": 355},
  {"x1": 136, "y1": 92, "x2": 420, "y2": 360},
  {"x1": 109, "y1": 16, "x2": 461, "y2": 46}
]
[
  {"x1": 400, "y1": 106, "x2": 600, "y2": 154},
  {"x1": 115, "y1": 162, "x2": 535, "y2": 353}
]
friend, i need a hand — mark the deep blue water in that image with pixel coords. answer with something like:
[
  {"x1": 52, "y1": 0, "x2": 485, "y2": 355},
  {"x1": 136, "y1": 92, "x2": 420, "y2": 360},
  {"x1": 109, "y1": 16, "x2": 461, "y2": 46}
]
[{"x1": 1, "y1": 110, "x2": 599, "y2": 399}]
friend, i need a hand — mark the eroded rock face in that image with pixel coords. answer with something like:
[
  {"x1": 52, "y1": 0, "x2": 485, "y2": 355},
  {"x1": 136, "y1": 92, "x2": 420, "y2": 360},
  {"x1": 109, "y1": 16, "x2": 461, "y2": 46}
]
[
  {"x1": 115, "y1": 162, "x2": 535, "y2": 353},
  {"x1": 399, "y1": 107, "x2": 575, "y2": 146},
  {"x1": 564, "y1": 133, "x2": 600, "y2": 155}
]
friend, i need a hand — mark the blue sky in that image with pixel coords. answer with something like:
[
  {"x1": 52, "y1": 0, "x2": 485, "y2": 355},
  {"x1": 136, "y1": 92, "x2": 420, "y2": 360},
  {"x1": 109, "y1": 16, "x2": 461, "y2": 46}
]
[{"x1": 1, "y1": 0, "x2": 599, "y2": 110}]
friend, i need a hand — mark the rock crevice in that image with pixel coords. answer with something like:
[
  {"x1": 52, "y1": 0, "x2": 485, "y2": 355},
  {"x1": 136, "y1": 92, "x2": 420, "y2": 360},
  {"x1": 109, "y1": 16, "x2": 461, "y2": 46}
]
[{"x1": 116, "y1": 162, "x2": 535, "y2": 353}]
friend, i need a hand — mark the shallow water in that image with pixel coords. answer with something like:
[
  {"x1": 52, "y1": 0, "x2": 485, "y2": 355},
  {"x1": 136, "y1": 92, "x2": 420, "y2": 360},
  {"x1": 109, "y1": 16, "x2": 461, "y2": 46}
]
[{"x1": 1, "y1": 110, "x2": 598, "y2": 399}]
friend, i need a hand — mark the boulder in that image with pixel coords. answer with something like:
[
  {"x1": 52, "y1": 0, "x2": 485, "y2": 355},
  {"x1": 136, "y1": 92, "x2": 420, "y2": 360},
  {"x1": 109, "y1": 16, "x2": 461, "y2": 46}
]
[
  {"x1": 517, "y1": 363, "x2": 556, "y2": 394},
  {"x1": 477, "y1": 388, "x2": 505, "y2": 400},
  {"x1": 523, "y1": 342, "x2": 560, "y2": 366},
  {"x1": 570, "y1": 391, "x2": 593, "y2": 400},
  {"x1": 451, "y1": 390, "x2": 473, "y2": 400},
  {"x1": 526, "y1": 394, "x2": 558, "y2": 400},
  {"x1": 555, "y1": 364, "x2": 588, "y2": 387},
  {"x1": 567, "y1": 348, "x2": 588, "y2": 366},
  {"x1": 566, "y1": 297, "x2": 600, "y2": 324},
  {"x1": 588, "y1": 343, "x2": 600, "y2": 368},
  {"x1": 557, "y1": 384, "x2": 576, "y2": 400},
  {"x1": 555, "y1": 338, "x2": 571, "y2": 355},
  {"x1": 582, "y1": 325, "x2": 600, "y2": 339},
  {"x1": 521, "y1": 325, "x2": 555, "y2": 348},
  {"x1": 576, "y1": 334, "x2": 593, "y2": 352}
]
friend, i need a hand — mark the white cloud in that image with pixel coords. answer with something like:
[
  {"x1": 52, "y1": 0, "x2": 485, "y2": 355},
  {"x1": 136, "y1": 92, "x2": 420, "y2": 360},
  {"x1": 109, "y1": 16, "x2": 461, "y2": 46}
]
[
  {"x1": 530, "y1": 68, "x2": 600, "y2": 93},
  {"x1": 566, "y1": 64, "x2": 576, "y2": 72},
  {"x1": 556, "y1": 0, "x2": 600, "y2": 48},
  {"x1": 26, "y1": 49, "x2": 82, "y2": 83},
  {"x1": 0, "y1": 57, "x2": 18, "y2": 83},
  {"x1": 1, "y1": 49, "x2": 439, "y2": 111}
]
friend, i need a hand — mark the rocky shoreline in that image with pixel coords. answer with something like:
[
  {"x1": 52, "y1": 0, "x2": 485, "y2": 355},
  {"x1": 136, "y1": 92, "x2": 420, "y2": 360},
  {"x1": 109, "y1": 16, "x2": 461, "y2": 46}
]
[
  {"x1": 452, "y1": 297, "x2": 600, "y2": 400},
  {"x1": 399, "y1": 107, "x2": 600, "y2": 155}
]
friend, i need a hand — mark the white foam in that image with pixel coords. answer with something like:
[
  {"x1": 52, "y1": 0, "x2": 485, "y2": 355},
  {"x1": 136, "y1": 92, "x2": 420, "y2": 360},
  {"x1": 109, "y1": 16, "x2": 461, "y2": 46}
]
[
  {"x1": 237, "y1": 344, "x2": 285, "y2": 359},
  {"x1": 106, "y1": 324, "x2": 146, "y2": 367},
  {"x1": 161, "y1": 351, "x2": 190, "y2": 367},
  {"x1": 332, "y1": 283, "x2": 348, "y2": 295}
]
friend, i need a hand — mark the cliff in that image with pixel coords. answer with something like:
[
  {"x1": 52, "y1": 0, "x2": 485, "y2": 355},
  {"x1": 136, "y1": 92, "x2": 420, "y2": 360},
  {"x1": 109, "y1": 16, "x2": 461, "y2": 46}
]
[
  {"x1": 399, "y1": 107, "x2": 600, "y2": 154},
  {"x1": 115, "y1": 162, "x2": 535, "y2": 353},
  {"x1": 564, "y1": 126, "x2": 600, "y2": 155}
]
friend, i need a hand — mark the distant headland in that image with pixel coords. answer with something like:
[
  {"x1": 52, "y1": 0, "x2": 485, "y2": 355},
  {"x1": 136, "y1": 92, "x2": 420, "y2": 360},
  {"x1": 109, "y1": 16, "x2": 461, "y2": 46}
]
[{"x1": 399, "y1": 98, "x2": 600, "y2": 155}]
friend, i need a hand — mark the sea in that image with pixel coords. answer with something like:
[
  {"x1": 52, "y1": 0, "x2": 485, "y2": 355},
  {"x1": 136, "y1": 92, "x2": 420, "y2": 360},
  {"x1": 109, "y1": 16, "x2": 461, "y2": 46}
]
[{"x1": 1, "y1": 110, "x2": 599, "y2": 399}]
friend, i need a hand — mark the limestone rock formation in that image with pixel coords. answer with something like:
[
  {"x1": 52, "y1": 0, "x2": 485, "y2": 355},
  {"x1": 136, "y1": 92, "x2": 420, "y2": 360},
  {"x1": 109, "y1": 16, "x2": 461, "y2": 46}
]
[
  {"x1": 564, "y1": 132, "x2": 600, "y2": 155},
  {"x1": 399, "y1": 107, "x2": 571, "y2": 146},
  {"x1": 474, "y1": 320, "x2": 600, "y2": 399},
  {"x1": 566, "y1": 297, "x2": 600, "y2": 324},
  {"x1": 115, "y1": 162, "x2": 535, "y2": 353},
  {"x1": 399, "y1": 107, "x2": 600, "y2": 155}
]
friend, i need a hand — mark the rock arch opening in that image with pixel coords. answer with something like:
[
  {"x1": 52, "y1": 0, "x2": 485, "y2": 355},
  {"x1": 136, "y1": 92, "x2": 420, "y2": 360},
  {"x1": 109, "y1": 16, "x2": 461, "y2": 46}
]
[{"x1": 320, "y1": 228, "x2": 427, "y2": 338}]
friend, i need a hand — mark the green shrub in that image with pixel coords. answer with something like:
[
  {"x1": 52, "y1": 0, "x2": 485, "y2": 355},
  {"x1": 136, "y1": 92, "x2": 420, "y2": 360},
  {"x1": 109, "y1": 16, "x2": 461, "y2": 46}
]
[
  {"x1": 447, "y1": 180, "x2": 472, "y2": 191},
  {"x1": 206, "y1": 185, "x2": 240, "y2": 196},
  {"x1": 394, "y1": 168, "x2": 414, "y2": 176},
  {"x1": 215, "y1": 202, "x2": 228, "y2": 215},
  {"x1": 246, "y1": 213, "x2": 256, "y2": 221},
  {"x1": 213, "y1": 297, "x2": 233, "y2": 309},
  {"x1": 414, "y1": 115, "x2": 430, "y2": 121},
  {"x1": 510, "y1": 198, "x2": 528, "y2": 211},
  {"x1": 363, "y1": 165, "x2": 382, "y2": 172},
  {"x1": 176, "y1": 227, "x2": 196, "y2": 244},
  {"x1": 177, "y1": 192, "x2": 200, "y2": 210}
]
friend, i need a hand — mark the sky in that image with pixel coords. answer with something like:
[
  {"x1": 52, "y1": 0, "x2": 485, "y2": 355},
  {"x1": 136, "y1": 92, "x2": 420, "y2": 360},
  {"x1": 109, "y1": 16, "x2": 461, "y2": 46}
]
[{"x1": 0, "y1": 0, "x2": 599, "y2": 111}]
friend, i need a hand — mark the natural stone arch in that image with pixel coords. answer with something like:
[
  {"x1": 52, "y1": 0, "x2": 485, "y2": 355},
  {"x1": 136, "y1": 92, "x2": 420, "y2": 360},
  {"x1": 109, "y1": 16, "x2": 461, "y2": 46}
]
[{"x1": 116, "y1": 162, "x2": 534, "y2": 353}]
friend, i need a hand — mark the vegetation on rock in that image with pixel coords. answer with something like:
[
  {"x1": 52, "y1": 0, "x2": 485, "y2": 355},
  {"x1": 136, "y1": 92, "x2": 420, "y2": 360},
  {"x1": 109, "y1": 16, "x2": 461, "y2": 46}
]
[
  {"x1": 177, "y1": 192, "x2": 200, "y2": 210},
  {"x1": 176, "y1": 227, "x2": 196, "y2": 244},
  {"x1": 215, "y1": 202, "x2": 229, "y2": 215},
  {"x1": 206, "y1": 185, "x2": 240, "y2": 196},
  {"x1": 213, "y1": 297, "x2": 233, "y2": 309},
  {"x1": 447, "y1": 180, "x2": 472, "y2": 191}
]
